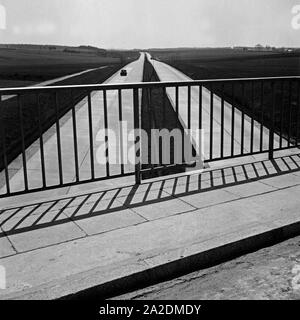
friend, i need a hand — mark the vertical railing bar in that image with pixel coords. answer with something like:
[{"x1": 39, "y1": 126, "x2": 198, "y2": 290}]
[
  {"x1": 0, "y1": 94, "x2": 10, "y2": 194},
  {"x1": 118, "y1": 89, "x2": 125, "y2": 175},
  {"x1": 220, "y1": 84, "x2": 225, "y2": 159},
  {"x1": 250, "y1": 81, "x2": 254, "y2": 154},
  {"x1": 240, "y1": 82, "x2": 245, "y2": 155},
  {"x1": 37, "y1": 94, "x2": 46, "y2": 188},
  {"x1": 18, "y1": 94, "x2": 29, "y2": 191},
  {"x1": 176, "y1": 86, "x2": 185, "y2": 164},
  {"x1": 161, "y1": 88, "x2": 166, "y2": 167},
  {"x1": 182, "y1": 127, "x2": 185, "y2": 165},
  {"x1": 148, "y1": 87, "x2": 155, "y2": 171},
  {"x1": 55, "y1": 92, "x2": 63, "y2": 185},
  {"x1": 103, "y1": 90, "x2": 110, "y2": 177},
  {"x1": 231, "y1": 83, "x2": 235, "y2": 157},
  {"x1": 133, "y1": 88, "x2": 141, "y2": 184},
  {"x1": 71, "y1": 90, "x2": 80, "y2": 182},
  {"x1": 260, "y1": 81, "x2": 264, "y2": 152},
  {"x1": 87, "y1": 91, "x2": 95, "y2": 180},
  {"x1": 175, "y1": 86, "x2": 179, "y2": 115},
  {"x1": 288, "y1": 80, "x2": 292, "y2": 147},
  {"x1": 297, "y1": 81, "x2": 300, "y2": 147},
  {"x1": 210, "y1": 85, "x2": 214, "y2": 160},
  {"x1": 295, "y1": 81, "x2": 299, "y2": 147},
  {"x1": 175, "y1": 86, "x2": 183, "y2": 167},
  {"x1": 147, "y1": 87, "x2": 154, "y2": 171},
  {"x1": 269, "y1": 81, "x2": 275, "y2": 159},
  {"x1": 163, "y1": 87, "x2": 166, "y2": 128},
  {"x1": 280, "y1": 81, "x2": 284, "y2": 149},
  {"x1": 186, "y1": 85, "x2": 192, "y2": 164},
  {"x1": 188, "y1": 85, "x2": 191, "y2": 129},
  {"x1": 199, "y1": 85, "x2": 202, "y2": 129},
  {"x1": 199, "y1": 85, "x2": 202, "y2": 164}
]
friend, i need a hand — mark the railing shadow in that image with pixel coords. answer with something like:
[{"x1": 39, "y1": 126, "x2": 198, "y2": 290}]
[{"x1": 1, "y1": 153, "x2": 300, "y2": 238}]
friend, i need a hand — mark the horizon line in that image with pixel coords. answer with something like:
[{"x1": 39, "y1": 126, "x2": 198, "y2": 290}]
[{"x1": 1, "y1": 43, "x2": 300, "y2": 51}]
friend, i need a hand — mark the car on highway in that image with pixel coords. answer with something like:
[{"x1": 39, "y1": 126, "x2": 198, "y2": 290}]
[{"x1": 120, "y1": 69, "x2": 127, "y2": 77}]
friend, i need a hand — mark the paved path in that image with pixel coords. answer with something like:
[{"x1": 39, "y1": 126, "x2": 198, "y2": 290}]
[
  {"x1": 146, "y1": 53, "x2": 285, "y2": 164},
  {"x1": 1, "y1": 152, "x2": 300, "y2": 299},
  {"x1": 0, "y1": 54, "x2": 145, "y2": 202}
]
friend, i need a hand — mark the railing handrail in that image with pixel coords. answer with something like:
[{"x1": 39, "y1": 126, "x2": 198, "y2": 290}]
[{"x1": 0, "y1": 76, "x2": 299, "y2": 95}]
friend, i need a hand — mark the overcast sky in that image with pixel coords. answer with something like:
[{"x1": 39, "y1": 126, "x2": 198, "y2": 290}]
[{"x1": 0, "y1": 0, "x2": 299, "y2": 48}]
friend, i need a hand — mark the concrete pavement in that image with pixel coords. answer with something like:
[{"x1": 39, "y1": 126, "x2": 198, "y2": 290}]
[{"x1": 1, "y1": 152, "x2": 300, "y2": 299}]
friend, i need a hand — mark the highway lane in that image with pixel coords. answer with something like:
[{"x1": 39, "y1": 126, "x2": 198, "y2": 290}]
[
  {"x1": 0, "y1": 54, "x2": 145, "y2": 203},
  {"x1": 146, "y1": 53, "x2": 284, "y2": 166}
]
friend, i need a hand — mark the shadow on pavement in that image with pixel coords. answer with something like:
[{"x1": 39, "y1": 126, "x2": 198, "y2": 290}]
[{"x1": 1, "y1": 153, "x2": 300, "y2": 238}]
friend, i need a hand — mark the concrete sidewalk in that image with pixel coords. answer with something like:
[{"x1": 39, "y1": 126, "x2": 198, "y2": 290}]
[{"x1": 1, "y1": 152, "x2": 300, "y2": 300}]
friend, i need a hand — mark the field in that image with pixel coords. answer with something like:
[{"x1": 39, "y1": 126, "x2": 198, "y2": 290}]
[
  {"x1": 149, "y1": 48, "x2": 300, "y2": 79},
  {"x1": 0, "y1": 46, "x2": 139, "y2": 87},
  {"x1": 150, "y1": 48, "x2": 300, "y2": 145}
]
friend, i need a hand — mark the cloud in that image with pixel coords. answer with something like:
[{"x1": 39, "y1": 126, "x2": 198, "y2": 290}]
[{"x1": 12, "y1": 21, "x2": 56, "y2": 36}]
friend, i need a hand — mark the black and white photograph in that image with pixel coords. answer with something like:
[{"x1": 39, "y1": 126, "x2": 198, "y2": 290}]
[{"x1": 0, "y1": 0, "x2": 300, "y2": 311}]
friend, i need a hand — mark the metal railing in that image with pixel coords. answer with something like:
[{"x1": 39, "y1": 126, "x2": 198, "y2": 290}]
[{"x1": 0, "y1": 76, "x2": 299, "y2": 198}]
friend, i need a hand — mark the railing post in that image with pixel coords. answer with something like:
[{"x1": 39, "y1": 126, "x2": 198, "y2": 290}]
[
  {"x1": 0, "y1": 94, "x2": 10, "y2": 195},
  {"x1": 133, "y1": 88, "x2": 141, "y2": 185},
  {"x1": 269, "y1": 81, "x2": 275, "y2": 160},
  {"x1": 269, "y1": 129, "x2": 274, "y2": 160}
]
